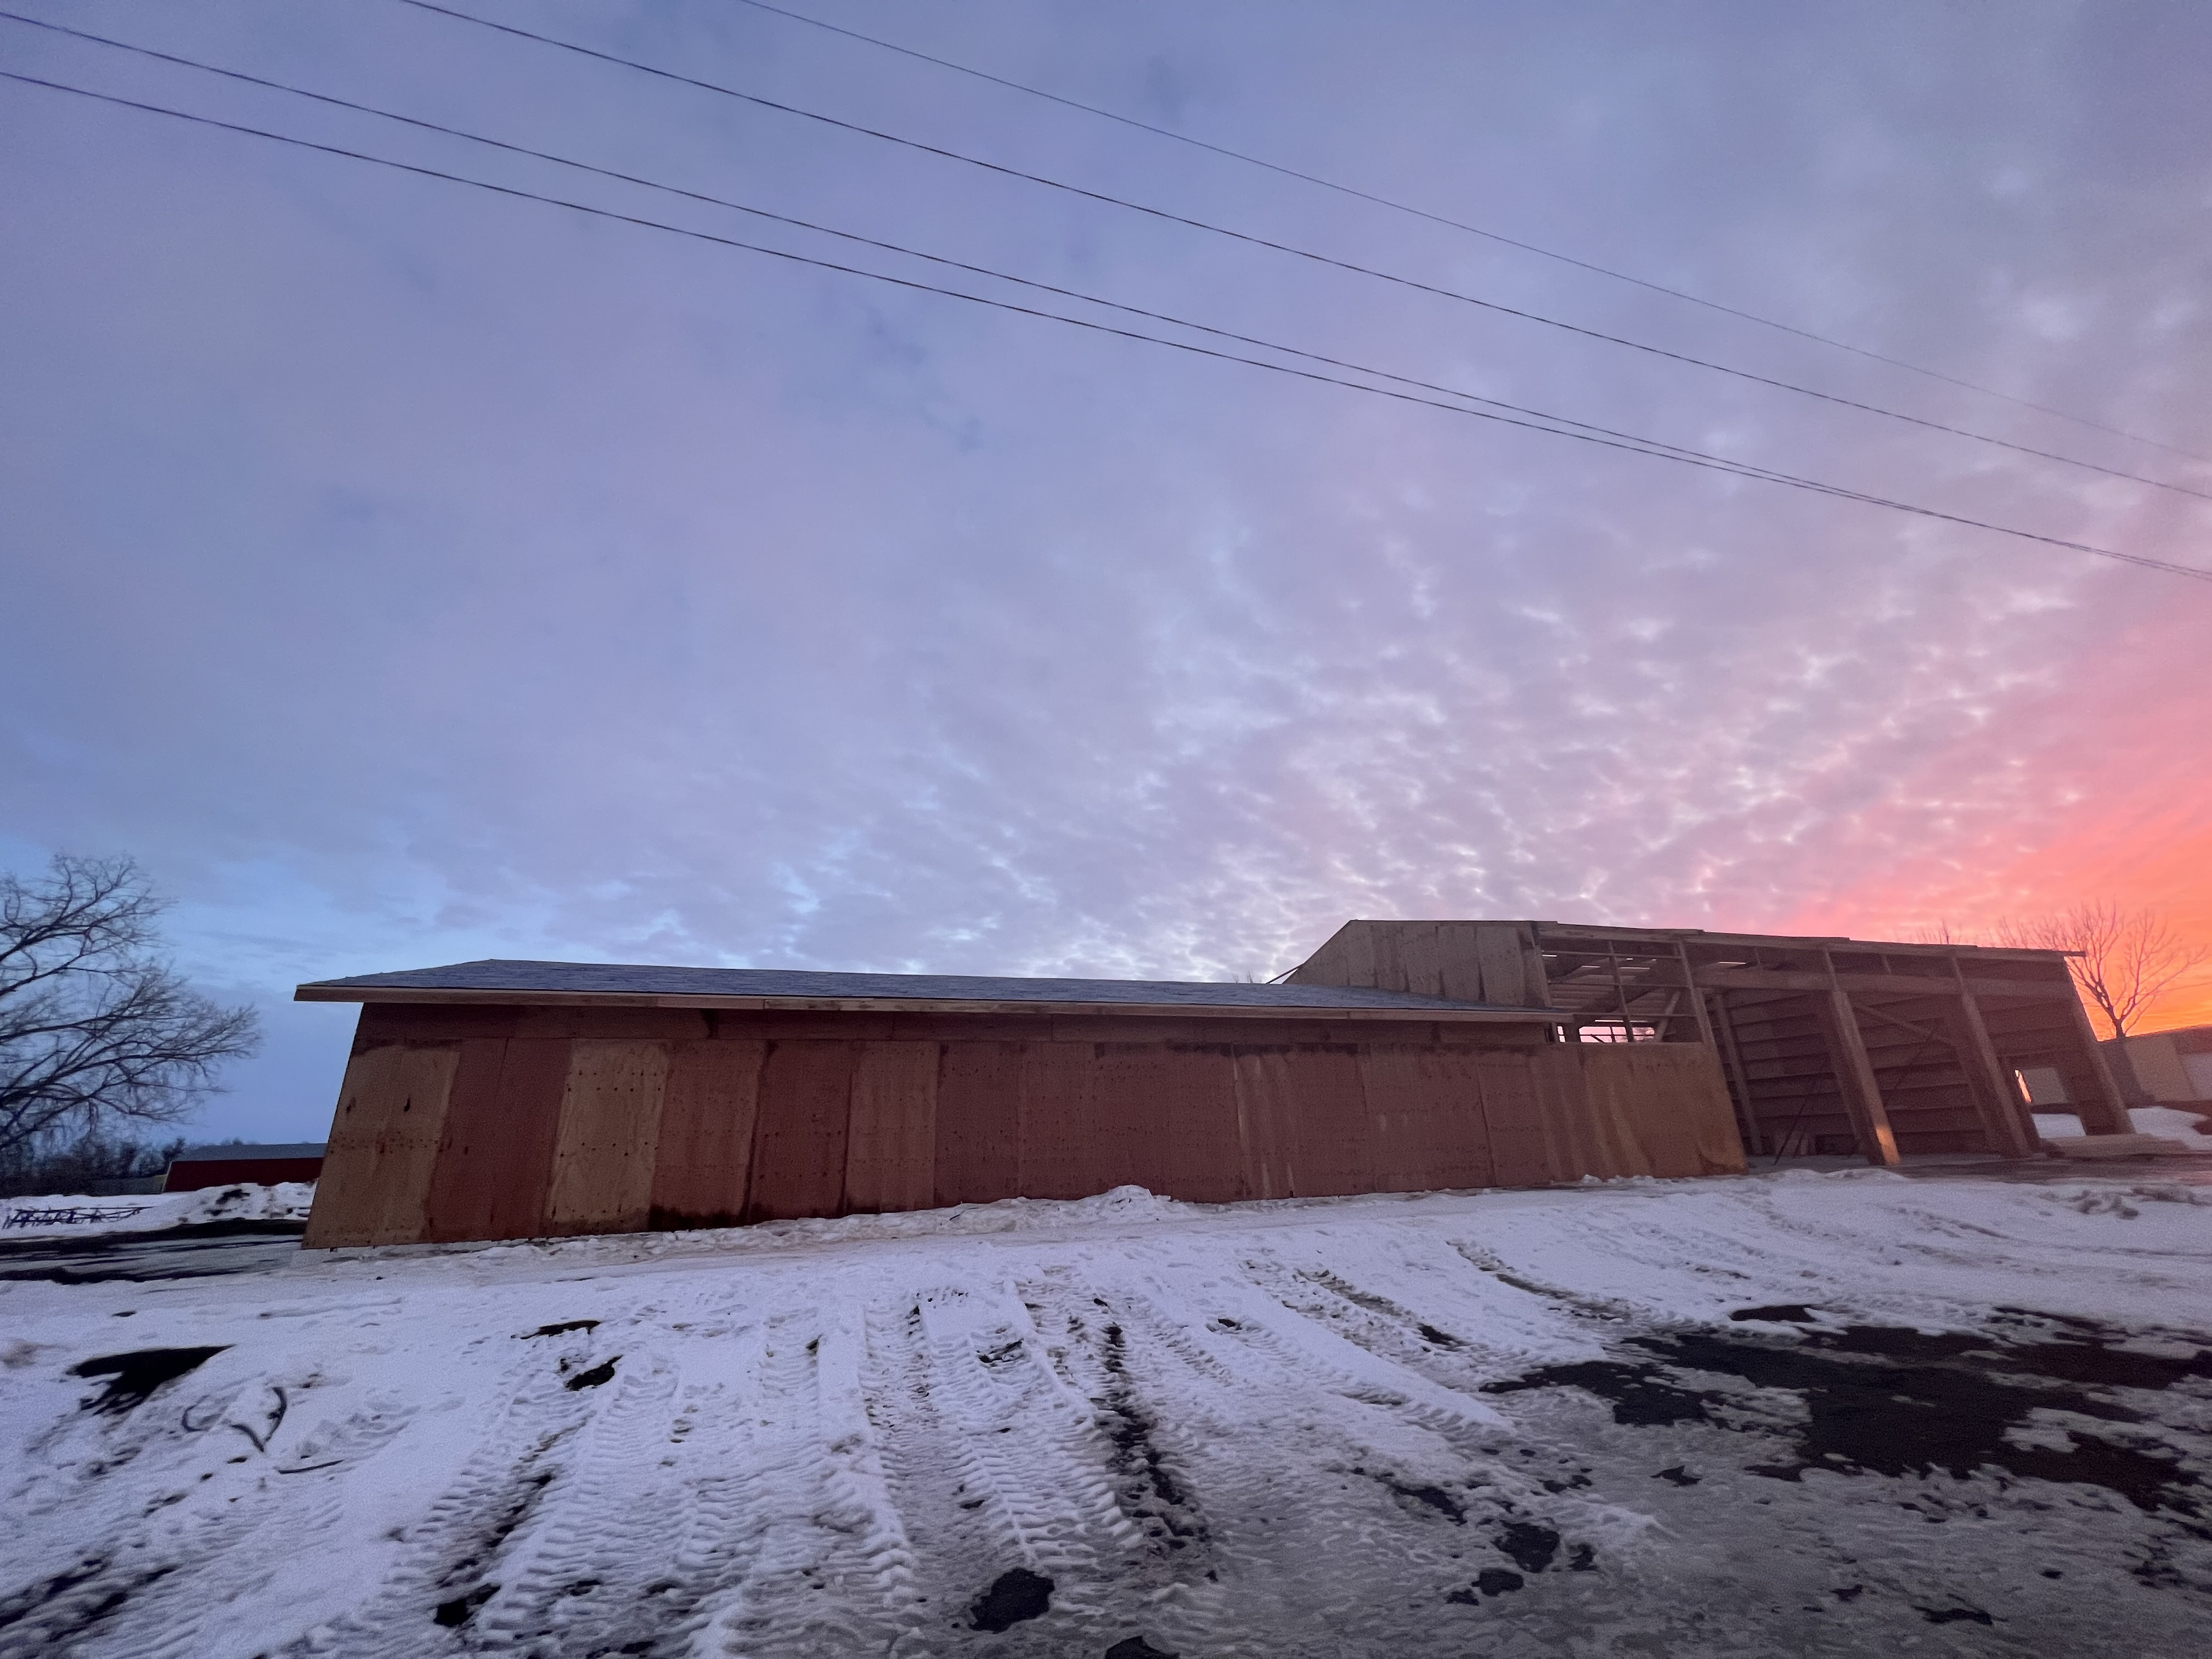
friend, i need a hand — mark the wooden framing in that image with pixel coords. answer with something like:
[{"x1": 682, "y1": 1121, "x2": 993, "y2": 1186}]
[{"x1": 1290, "y1": 918, "x2": 2118, "y2": 1164}]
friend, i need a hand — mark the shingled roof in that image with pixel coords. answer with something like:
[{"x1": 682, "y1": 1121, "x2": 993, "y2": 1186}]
[{"x1": 295, "y1": 959, "x2": 1548, "y2": 1020}]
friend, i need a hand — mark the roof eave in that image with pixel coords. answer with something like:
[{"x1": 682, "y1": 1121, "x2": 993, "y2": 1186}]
[{"x1": 293, "y1": 983, "x2": 1553, "y2": 1023}]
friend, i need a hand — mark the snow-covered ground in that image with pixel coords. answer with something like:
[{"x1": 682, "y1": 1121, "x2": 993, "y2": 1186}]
[
  {"x1": 2035, "y1": 1105, "x2": 2212, "y2": 1149},
  {"x1": 6, "y1": 1169, "x2": 2212, "y2": 1657}
]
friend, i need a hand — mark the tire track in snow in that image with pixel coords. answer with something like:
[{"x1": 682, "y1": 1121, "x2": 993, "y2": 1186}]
[
  {"x1": 880, "y1": 1280, "x2": 1152, "y2": 1653},
  {"x1": 455, "y1": 1338, "x2": 695, "y2": 1656},
  {"x1": 278, "y1": 1322, "x2": 616, "y2": 1656},
  {"x1": 686, "y1": 1302, "x2": 918, "y2": 1659},
  {"x1": 1073, "y1": 1244, "x2": 1646, "y2": 1651},
  {"x1": 0, "y1": 1357, "x2": 386, "y2": 1659}
]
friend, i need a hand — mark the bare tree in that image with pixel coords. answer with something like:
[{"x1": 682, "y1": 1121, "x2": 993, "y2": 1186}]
[
  {"x1": 0, "y1": 855, "x2": 260, "y2": 1165},
  {"x1": 1992, "y1": 901, "x2": 2209, "y2": 1041}
]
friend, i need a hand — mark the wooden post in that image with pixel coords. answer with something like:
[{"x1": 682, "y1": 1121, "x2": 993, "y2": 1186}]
[
  {"x1": 1946, "y1": 984, "x2": 2038, "y2": 1159},
  {"x1": 1605, "y1": 942, "x2": 1637, "y2": 1042},
  {"x1": 1814, "y1": 973, "x2": 1901, "y2": 1166},
  {"x1": 1707, "y1": 991, "x2": 1763, "y2": 1157},
  {"x1": 1674, "y1": 942, "x2": 1718, "y2": 1047},
  {"x1": 2056, "y1": 991, "x2": 2134, "y2": 1136}
]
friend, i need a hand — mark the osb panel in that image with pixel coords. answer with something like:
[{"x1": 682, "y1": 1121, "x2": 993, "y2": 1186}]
[
  {"x1": 747, "y1": 1042, "x2": 856, "y2": 1221},
  {"x1": 844, "y1": 1042, "x2": 940, "y2": 1215},
  {"x1": 1156, "y1": 1046, "x2": 1246, "y2": 1204},
  {"x1": 714, "y1": 1011, "x2": 908, "y2": 1044},
  {"x1": 1435, "y1": 922, "x2": 1486, "y2": 1003},
  {"x1": 1081, "y1": 1044, "x2": 1176, "y2": 1195},
  {"x1": 1584, "y1": 1045, "x2": 1745, "y2": 1177},
  {"x1": 1544, "y1": 1047, "x2": 1650, "y2": 1180},
  {"x1": 1475, "y1": 925, "x2": 1529, "y2": 1008},
  {"x1": 1278, "y1": 1046, "x2": 1374, "y2": 1199},
  {"x1": 651, "y1": 1039, "x2": 766, "y2": 1228},
  {"x1": 1475, "y1": 1053, "x2": 1555, "y2": 1188},
  {"x1": 503, "y1": 1007, "x2": 704, "y2": 1044},
  {"x1": 1096, "y1": 1045, "x2": 1243, "y2": 1203},
  {"x1": 1231, "y1": 1049, "x2": 1298, "y2": 1201},
  {"x1": 1017, "y1": 1042, "x2": 1104, "y2": 1200},
  {"x1": 1339, "y1": 921, "x2": 1380, "y2": 988},
  {"x1": 544, "y1": 1039, "x2": 671, "y2": 1235},
  {"x1": 356, "y1": 1004, "x2": 521, "y2": 1044},
  {"x1": 934, "y1": 1042, "x2": 1020, "y2": 1207},
  {"x1": 1396, "y1": 924, "x2": 1447, "y2": 999},
  {"x1": 1358, "y1": 1047, "x2": 1491, "y2": 1194},
  {"x1": 304, "y1": 1040, "x2": 460, "y2": 1248},
  {"x1": 422, "y1": 1038, "x2": 571, "y2": 1243}
]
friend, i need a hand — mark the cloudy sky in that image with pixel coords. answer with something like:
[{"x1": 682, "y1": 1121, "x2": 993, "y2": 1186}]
[{"x1": 4, "y1": 0, "x2": 2208, "y2": 1142}]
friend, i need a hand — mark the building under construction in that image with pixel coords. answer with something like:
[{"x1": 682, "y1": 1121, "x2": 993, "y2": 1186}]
[
  {"x1": 1289, "y1": 919, "x2": 2127, "y2": 1160},
  {"x1": 295, "y1": 917, "x2": 2122, "y2": 1248}
]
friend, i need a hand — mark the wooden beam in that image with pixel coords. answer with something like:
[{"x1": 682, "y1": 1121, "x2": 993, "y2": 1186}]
[
  {"x1": 2055, "y1": 992, "x2": 2134, "y2": 1136},
  {"x1": 1946, "y1": 981, "x2": 2038, "y2": 1159},
  {"x1": 1852, "y1": 1001, "x2": 1955, "y2": 1048},
  {"x1": 1692, "y1": 965, "x2": 2076, "y2": 1002},
  {"x1": 1533, "y1": 921, "x2": 2073, "y2": 964},
  {"x1": 1673, "y1": 943, "x2": 1719, "y2": 1047},
  {"x1": 1707, "y1": 991, "x2": 1763, "y2": 1158},
  {"x1": 1813, "y1": 984, "x2": 1901, "y2": 1166}
]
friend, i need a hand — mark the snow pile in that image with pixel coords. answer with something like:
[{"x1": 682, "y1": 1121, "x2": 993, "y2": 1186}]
[
  {"x1": 2035, "y1": 1107, "x2": 2212, "y2": 1148},
  {"x1": 5, "y1": 1169, "x2": 2212, "y2": 1656},
  {"x1": 0, "y1": 1181, "x2": 315, "y2": 1240},
  {"x1": 2128, "y1": 1105, "x2": 2212, "y2": 1148}
]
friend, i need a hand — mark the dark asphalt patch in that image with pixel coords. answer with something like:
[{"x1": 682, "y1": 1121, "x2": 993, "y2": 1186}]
[
  {"x1": 1095, "y1": 1321, "x2": 1207, "y2": 1552},
  {"x1": 970, "y1": 1567, "x2": 1052, "y2": 1632},
  {"x1": 1494, "y1": 1521, "x2": 1559, "y2": 1573},
  {"x1": 1448, "y1": 1567, "x2": 1526, "y2": 1602},
  {"x1": 0, "y1": 1222, "x2": 306, "y2": 1284},
  {"x1": 1918, "y1": 1605, "x2": 1994, "y2": 1625},
  {"x1": 563, "y1": 1357, "x2": 618, "y2": 1391},
  {"x1": 1369, "y1": 1471, "x2": 1464, "y2": 1523},
  {"x1": 70, "y1": 1347, "x2": 228, "y2": 1415},
  {"x1": 433, "y1": 1584, "x2": 496, "y2": 1627},
  {"x1": 522, "y1": 1320, "x2": 599, "y2": 1339},
  {"x1": 1484, "y1": 1311, "x2": 2212, "y2": 1514}
]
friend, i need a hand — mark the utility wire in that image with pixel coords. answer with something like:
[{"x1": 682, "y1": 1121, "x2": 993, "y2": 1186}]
[
  {"x1": 730, "y1": 0, "x2": 2207, "y2": 466},
  {"x1": 0, "y1": 12, "x2": 1914, "y2": 498},
  {"x1": 5, "y1": 66, "x2": 2208, "y2": 585},
  {"x1": 390, "y1": 0, "x2": 2212, "y2": 498}
]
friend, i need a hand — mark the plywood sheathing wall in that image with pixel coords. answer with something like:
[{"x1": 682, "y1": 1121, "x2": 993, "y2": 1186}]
[
  {"x1": 302, "y1": 1005, "x2": 1745, "y2": 1249},
  {"x1": 1287, "y1": 919, "x2": 1548, "y2": 1006}
]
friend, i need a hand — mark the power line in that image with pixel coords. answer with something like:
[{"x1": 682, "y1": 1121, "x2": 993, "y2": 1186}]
[
  {"x1": 730, "y1": 0, "x2": 2208, "y2": 467},
  {"x1": 0, "y1": 13, "x2": 1923, "y2": 501},
  {"x1": 389, "y1": 1, "x2": 2212, "y2": 502},
  {"x1": 4, "y1": 66, "x2": 2207, "y2": 585}
]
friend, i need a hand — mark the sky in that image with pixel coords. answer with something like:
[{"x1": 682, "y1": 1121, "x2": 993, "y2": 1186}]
[{"x1": 3, "y1": 0, "x2": 2208, "y2": 1144}]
